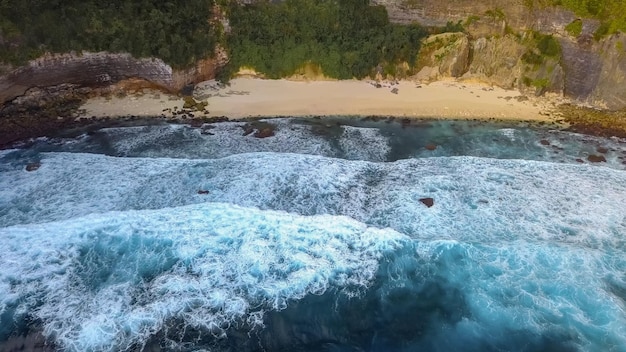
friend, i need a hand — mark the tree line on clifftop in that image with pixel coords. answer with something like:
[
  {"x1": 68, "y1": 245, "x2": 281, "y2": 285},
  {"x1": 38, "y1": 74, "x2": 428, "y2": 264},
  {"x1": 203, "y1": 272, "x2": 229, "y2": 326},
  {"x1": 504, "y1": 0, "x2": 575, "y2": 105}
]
[
  {"x1": 0, "y1": 0, "x2": 218, "y2": 68},
  {"x1": 15, "y1": 0, "x2": 626, "y2": 82},
  {"x1": 1, "y1": 0, "x2": 453, "y2": 79},
  {"x1": 221, "y1": 0, "x2": 443, "y2": 80}
]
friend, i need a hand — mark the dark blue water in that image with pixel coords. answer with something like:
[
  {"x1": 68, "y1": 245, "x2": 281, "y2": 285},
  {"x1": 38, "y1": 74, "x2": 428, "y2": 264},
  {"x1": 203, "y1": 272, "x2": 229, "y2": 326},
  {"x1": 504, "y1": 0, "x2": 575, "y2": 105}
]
[{"x1": 1, "y1": 118, "x2": 625, "y2": 352}]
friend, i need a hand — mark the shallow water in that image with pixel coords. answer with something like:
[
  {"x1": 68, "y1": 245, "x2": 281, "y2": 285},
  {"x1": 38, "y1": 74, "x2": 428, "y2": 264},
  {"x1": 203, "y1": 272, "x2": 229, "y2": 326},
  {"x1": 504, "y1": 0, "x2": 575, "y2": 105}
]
[{"x1": 1, "y1": 118, "x2": 625, "y2": 352}]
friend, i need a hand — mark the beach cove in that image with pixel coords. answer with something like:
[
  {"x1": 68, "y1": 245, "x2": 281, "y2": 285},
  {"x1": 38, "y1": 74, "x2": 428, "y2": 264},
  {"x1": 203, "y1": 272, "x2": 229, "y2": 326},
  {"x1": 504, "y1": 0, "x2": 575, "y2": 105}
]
[{"x1": 80, "y1": 77, "x2": 564, "y2": 123}]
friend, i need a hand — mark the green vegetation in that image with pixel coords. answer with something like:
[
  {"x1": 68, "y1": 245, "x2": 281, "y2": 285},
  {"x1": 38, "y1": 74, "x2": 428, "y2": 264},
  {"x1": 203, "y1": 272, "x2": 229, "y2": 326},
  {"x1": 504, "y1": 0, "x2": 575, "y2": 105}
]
[
  {"x1": 223, "y1": 0, "x2": 430, "y2": 80},
  {"x1": 565, "y1": 19, "x2": 583, "y2": 37},
  {"x1": 0, "y1": 0, "x2": 219, "y2": 67},
  {"x1": 522, "y1": 76, "x2": 550, "y2": 90},
  {"x1": 536, "y1": 33, "x2": 560, "y2": 56},
  {"x1": 464, "y1": 15, "x2": 481, "y2": 27},
  {"x1": 530, "y1": 0, "x2": 626, "y2": 37},
  {"x1": 484, "y1": 8, "x2": 506, "y2": 21},
  {"x1": 521, "y1": 32, "x2": 560, "y2": 66}
]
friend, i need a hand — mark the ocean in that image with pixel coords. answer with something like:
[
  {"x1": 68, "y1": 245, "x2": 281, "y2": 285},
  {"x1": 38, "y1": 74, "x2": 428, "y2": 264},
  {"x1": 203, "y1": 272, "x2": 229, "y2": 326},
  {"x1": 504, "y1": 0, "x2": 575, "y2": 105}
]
[{"x1": 1, "y1": 117, "x2": 625, "y2": 352}]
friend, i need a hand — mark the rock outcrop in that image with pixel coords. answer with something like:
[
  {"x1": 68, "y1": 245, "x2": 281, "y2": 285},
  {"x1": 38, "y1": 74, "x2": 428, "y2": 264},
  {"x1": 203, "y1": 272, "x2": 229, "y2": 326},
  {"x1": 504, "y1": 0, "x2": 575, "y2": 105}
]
[
  {"x1": 588, "y1": 34, "x2": 626, "y2": 109},
  {"x1": 0, "y1": 48, "x2": 227, "y2": 106},
  {"x1": 415, "y1": 32, "x2": 470, "y2": 81},
  {"x1": 0, "y1": 52, "x2": 172, "y2": 106},
  {"x1": 461, "y1": 35, "x2": 527, "y2": 89},
  {"x1": 396, "y1": 0, "x2": 626, "y2": 109}
]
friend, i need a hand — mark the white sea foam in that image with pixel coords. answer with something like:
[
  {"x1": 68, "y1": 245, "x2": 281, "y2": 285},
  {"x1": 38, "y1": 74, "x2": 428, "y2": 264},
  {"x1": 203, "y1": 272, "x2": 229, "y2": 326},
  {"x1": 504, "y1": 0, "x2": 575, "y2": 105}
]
[
  {"x1": 99, "y1": 119, "x2": 336, "y2": 159},
  {"x1": 393, "y1": 240, "x2": 626, "y2": 350},
  {"x1": 2, "y1": 208, "x2": 624, "y2": 351},
  {"x1": 339, "y1": 125, "x2": 391, "y2": 161},
  {"x1": 2, "y1": 152, "x2": 624, "y2": 251},
  {"x1": 0, "y1": 202, "x2": 407, "y2": 351}
]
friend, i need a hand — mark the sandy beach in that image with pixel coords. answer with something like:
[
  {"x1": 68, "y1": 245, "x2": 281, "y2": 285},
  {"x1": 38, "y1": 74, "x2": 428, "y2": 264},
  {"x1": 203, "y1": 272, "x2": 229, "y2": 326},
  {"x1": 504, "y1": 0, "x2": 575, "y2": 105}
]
[{"x1": 81, "y1": 78, "x2": 561, "y2": 122}]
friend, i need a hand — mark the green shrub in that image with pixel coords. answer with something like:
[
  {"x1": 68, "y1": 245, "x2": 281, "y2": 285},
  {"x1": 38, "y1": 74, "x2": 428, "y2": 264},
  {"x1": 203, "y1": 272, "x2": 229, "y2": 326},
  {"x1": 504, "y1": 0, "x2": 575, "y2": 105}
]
[
  {"x1": 465, "y1": 15, "x2": 481, "y2": 27},
  {"x1": 594, "y1": 22, "x2": 610, "y2": 40},
  {"x1": 537, "y1": 34, "x2": 560, "y2": 56},
  {"x1": 484, "y1": 8, "x2": 506, "y2": 21},
  {"x1": 532, "y1": 78, "x2": 550, "y2": 88},
  {"x1": 522, "y1": 51, "x2": 544, "y2": 65},
  {"x1": 565, "y1": 19, "x2": 583, "y2": 37}
]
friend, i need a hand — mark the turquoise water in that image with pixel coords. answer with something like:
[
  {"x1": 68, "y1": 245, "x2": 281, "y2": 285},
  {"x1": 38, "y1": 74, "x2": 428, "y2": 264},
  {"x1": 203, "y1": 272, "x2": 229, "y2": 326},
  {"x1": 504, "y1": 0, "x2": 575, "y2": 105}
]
[{"x1": 1, "y1": 118, "x2": 625, "y2": 351}]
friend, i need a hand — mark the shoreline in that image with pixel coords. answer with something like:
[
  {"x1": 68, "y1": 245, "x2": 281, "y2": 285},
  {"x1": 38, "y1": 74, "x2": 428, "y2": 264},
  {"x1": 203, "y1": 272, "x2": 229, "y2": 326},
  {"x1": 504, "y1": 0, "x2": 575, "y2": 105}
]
[{"x1": 80, "y1": 77, "x2": 564, "y2": 123}]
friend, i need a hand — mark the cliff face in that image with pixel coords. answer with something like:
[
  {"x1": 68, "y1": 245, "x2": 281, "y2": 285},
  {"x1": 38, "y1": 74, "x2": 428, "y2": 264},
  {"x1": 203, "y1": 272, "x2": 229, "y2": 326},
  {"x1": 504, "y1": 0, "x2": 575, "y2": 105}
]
[
  {"x1": 0, "y1": 49, "x2": 227, "y2": 105},
  {"x1": 372, "y1": 0, "x2": 531, "y2": 29},
  {"x1": 0, "y1": 53, "x2": 172, "y2": 105},
  {"x1": 415, "y1": 31, "x2": 626, "y2": 108},
  {"x1": 588, "y1": 34, "x2": 626, "y2": 109},
  {"x1": 384, "y1": 0, "x2": 625, "y2": 109}
]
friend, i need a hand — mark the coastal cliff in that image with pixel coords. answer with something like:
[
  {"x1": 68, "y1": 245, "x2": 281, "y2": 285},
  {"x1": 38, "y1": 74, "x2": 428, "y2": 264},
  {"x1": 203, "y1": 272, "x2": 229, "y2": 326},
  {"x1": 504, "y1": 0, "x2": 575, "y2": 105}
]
[
  {"x1": 0, "y1": 49, "x2": 228, "y2": 105},
  {"x1": 1, "y1": 0, "x2": 625, "y2": 147},
  {"x1": 382, "y1": 0, "x2": 626, "y2": 109}
]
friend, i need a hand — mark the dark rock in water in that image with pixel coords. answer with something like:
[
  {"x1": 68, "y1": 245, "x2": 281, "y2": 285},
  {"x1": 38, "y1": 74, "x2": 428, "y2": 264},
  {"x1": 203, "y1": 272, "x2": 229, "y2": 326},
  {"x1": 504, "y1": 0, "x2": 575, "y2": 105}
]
[
  {"x1": 425, "y1": 144, "x2": 437, "y2": 151},
  {"x1": 539, "y1": 139, "x2": 550, "y2": 145},
  {"x1": 241, "y1": 121, "x2": 277, "y2": 138},
  {"x1": 419, "y1": 197, "x2": 434, "y2": 207},
  {"x1": 189, "y1": 119, "x2": 203, "y2": 128},
  {"x1": 254, "y1": 127, "x2": 275, "y2": 138},
  {"x1": 200, "y1": 125, "x2": 215, "y2": 135},
  {"x1": 197, "y1": 190, "x2": 209, "y2": 195},
  {"x1": 596, "y1": 146, "x2": 609, "y2": 154},
  {"x1": 242, "y1": 126, "x2": 254, "y2": 136},
  {"x1": 587, "y1": 154, "x2": 606, "y2": 163},
  {"x1": 25, "y1": 162, "x2": 41, "y2": 171},
  {"x1": 575, "y1": 158, "x2": 584, "y2": 163}
]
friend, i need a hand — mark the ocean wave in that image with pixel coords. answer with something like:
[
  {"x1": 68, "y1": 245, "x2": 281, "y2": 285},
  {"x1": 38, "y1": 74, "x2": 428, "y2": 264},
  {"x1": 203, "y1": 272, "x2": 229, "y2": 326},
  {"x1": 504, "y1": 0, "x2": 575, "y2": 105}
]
[
  {"x1": 1, "y1": 152, "x2": 624, "y2": 251},
  {"x1": 1, "y1": 202, "x2": 624, "y2": 351},
  {"x1": 0, "y1": 202, "x2": 406, "y2": 351}
]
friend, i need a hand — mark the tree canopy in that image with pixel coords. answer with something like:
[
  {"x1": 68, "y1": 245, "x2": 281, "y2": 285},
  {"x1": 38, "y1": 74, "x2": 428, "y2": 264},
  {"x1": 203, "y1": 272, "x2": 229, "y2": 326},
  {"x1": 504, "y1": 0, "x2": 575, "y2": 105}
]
[
  {"x1": 223, "y1": 0, "x2": 429, "y2": 79},
  {"x1": 0, "y1": 0, "x2": 218, "y2": 67}
]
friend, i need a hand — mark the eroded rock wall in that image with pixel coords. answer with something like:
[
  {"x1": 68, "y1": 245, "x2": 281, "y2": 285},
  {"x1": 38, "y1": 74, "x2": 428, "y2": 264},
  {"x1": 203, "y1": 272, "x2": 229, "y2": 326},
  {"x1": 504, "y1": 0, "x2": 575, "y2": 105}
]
[
  {"x1": 0, "y1": 50, "x2": 227, "y2": 105},
  {"x1": 588, "y1": 34, "x2": 626, "y2": 109},
  {"x1": 0, "y1": 53, "x2": 173, "y2": 105}
]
